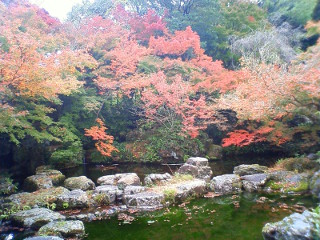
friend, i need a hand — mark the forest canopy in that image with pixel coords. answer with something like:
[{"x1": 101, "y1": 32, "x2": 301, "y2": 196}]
[{"x1": 0, "y1": 0, "x2": 320, "y2": 168}]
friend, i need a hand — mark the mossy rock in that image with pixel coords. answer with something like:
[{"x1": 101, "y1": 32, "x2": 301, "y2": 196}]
[{"x1": 38, "y1": 220, "x2": 85, "y2": 238}]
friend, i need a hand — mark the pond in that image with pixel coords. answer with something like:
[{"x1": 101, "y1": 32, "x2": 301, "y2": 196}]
[
  {"x1": 84, "y1": 192, "x2": 317, "y2": 240},
  {"x1": 62, "y1": 155, "x2": 280, "y2": 184}
]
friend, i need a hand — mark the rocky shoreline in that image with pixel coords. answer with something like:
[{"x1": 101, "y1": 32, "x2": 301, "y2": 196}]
[{"x1": 1, "y1": 157, "x2": 320, "y2": 239}]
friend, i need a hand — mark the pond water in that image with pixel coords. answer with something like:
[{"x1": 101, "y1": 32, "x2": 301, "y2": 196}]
[
  {"x1": 62, "y1": 155, "x2": 280, "y2": 184},
  {"x1": 84, "y1": 193, "x2": 317, "y2": 240}
]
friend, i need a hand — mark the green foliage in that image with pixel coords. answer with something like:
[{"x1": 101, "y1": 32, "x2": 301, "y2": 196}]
[
  {"x1": 275, "y1": 157, "x2": 319, "y2": 173},
  {"x1": 312, "y1": 206, "x2": 320, "y2": 240},
  {"x1": 163, "y1": 189, "x2": 177, "y2": 204},
  {"x1": 62, "y1": 202, "x2": 69, "y2": 209},
  {"x1": 313, "y1": 0, "x2": 320, "y2": 21},
  {"x1": 263, "y1": 0, "x2": 317, "y2": 26},
  {"x1": 49, "y1": 125, "x2": 84, "y2": 168},
  {"x1": 0, "y1": 177, "x2": 18, "y2": 195},
  {"x1": 166, "y1": 0, "x2": 268, "y2": 68}
]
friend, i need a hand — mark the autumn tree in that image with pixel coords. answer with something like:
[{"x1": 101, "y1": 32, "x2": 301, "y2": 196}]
[
  {"x1": 0, "y1": 2, "x2": 95, "y2": 145},
  {"x1": 218, "y1": 22, "x2": 320, "y2": 149}
]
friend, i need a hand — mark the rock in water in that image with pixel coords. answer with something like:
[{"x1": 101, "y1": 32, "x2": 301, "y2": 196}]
[
  {"x1": 175, "y1": 179, "x2": 207, "y2": 202},
  {"x1": 177, "y1": 157, "x2": 212, "y2": 182},
  {"x1": 97, "y1": 173, "x2": 141, "y2": 190},
  {"x1": 56, "y1": 189, "x2": 89, "y2": 209},
  {"x1": 10, "y1": 208, "x2": 65, "y2": 229},
  {"x1": 64, "y1": 176, "x2": 95, "y2": 191},
  {"x1": 262, "y1": 210, "x2": 316, "y2": 240},
  {"x1": 124, "y1": 192, "x2": 164, "y2": 210},
  {"x1": 23, "y1": 169, "x2": 65, "y2": 192},
  {"x1": 210, "y1": 174, "x2": 242, "y2": 194},
  {"x1": 233, "y1": 164, "x2": 268, "y2": 176},
  {"x1": 38, "y1": 220, "x2": 85, "y2": 238},
  {"x1": 241, "y1": 173, "x2": 269, "y2": 192}
]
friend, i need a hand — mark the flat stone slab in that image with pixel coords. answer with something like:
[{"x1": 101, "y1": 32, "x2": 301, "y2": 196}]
[
  {"x1": 210, "y1": 174, "x2": 242, "y2": 194},
  {"x1": 10, "y1": 208, "x2": 65, "y2": 230},
  {"x1": 124, "y1": 192, "x2": 164, "y2": 210},
  {"x1": 38, "y1": 220, "x2": 85, "y2": 238},
  {"x1": 241, "y1": 173, "x2": 269, "y2": 192},
  {"x1": 262, "y1": 210, "x2": 315, "y2": 240}
]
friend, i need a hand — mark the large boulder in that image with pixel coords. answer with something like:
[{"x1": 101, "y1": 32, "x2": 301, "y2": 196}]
[
  {"x1": 64, "y1": 176, "x2": 95, "y2": 191},
  {"x1": 10, "y1": 208, "x2": 65, "y2": 230},
  {"x1": 233, "y1": 164, "x2": 268, "y2": 176},
  {"x1": 241, "y1": 173, "x2": 269, "y2": 192},
  {"x1": 97, "y1": 173, "x2": 141, "y2": 190},
  {"x1": 177, "y1": 157, "x2": 212, "y2": 182},
  {"x1": 175, "y1": 179, "x2": 207, "y2": 202},
  {"x1": 56, "y1": 189, "x2": 89, "y2": 209},
  {"x1": 23, "y1": 169, "x2": 65, "y2": 192},
  {"x1": 210, "y1": 174, "x2": 242, "y2": 194},
  {"x1": 7, "y1": 187, "x2": 69, "y2": 209},
  {"x1": 144, "y1": 173, "x2": 172, "y2": 186},
  {"x1": 23, "y1": 175, "x2": 53, "y2": 192},
  {"x1": 38, "y1": 220, "x2": 85, "y2": 239},
  {"x1": 262, "y1": 210, "x2": 317, "y2": 240},
  {"x1": 310, "y1": 170, "x2": 320, "y2": 199},
  {"x1": 124, "y1": 192, "x2": 164, "y2": 210}
]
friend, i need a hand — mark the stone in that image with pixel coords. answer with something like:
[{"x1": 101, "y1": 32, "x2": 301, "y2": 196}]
[
  {"x1": 307, "y1": 153, "x2": 319, "y2": 161},
  {"x1": 38, "y1": 220, "x2": 85, "y2": 238},
  {"x1": 23, "y1": 170, "x2": 65, "y2": 192},
  {"x1": 90, "y1": 185, "x2": 120, "y2": 206},
  {"x1": 64, "y1": 176, "x2": 95, "y2": 191},
  {"x1": 265, "y1": 171, "x2": 310, "y2": 193},
  {"x1": 144, "y1": 173, "x2": 172, "y2": 186},
  {"x1": 210, "y1": 174, "x2": 242, "y2": 194},
  {"x1": 186, "y1": 157, "x2": 210, "y2": 167},
  {"x1": 7, "y1": 187, "x2": 69, "y2": 209},
  {"x1": 175, "y1": 179, "x2": 207, "y2": 202},
  {"x1": 124, "y1": 192, "x2": 164, "y2": 210},
  {"x1": 177, "y1": 157, "x2": 212, "y2": 182},
  {"x1": 262, "y1": 210, "x2": 316, "y2": 240},
  {"x1": 233, "y1": 164, "x2": 268, "y2": 176},
  {"x1": 241, "y1": 173, "x2": 269, "y2": 192},
  {"x1": 56, "y1": 189, "x2": 89, "y2": 209},
  {"x1": 23, "y1": 175, "x2": 53, "y2": 192},
  {"x1": 10, "y1": 208, "x2": 65, "y2": 230},
  {"x1": 97, "y1": 173, "x2": 141, "y2": 190},
  {"x1": 25, "y1": 237, "x2": 64, "y2": 240},
  {"x1": 205, "y1": 144, "x2": 223, "y2": 160},
  {"x1": 123, "y1": 186, "x2": 146, "y2": 196},
  {"x1": 310, "y1": 170, "x2": 320, "y2": 199}
]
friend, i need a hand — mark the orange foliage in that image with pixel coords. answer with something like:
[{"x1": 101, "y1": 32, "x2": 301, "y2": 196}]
[{"x1": 84, "y1": 118, "x2": 118, "y2": 157}]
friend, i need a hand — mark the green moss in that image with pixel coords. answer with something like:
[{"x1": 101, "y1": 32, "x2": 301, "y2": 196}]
[
  {"x1": 163, "y1": 189, "x2": 177, "y2": 204},
  {"x1": 285, "y1": 181, "x2": 309, "y2": 193}
]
